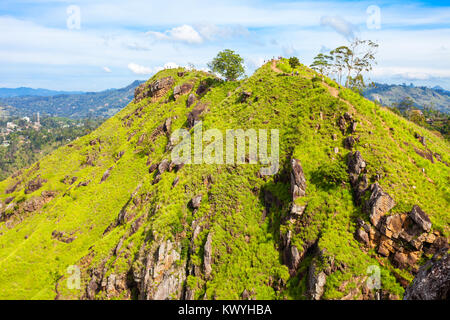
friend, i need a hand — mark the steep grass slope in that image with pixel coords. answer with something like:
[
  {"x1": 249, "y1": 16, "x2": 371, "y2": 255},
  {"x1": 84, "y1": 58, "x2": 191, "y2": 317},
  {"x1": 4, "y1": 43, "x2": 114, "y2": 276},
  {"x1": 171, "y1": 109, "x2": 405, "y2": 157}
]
[{"x1": 0, "y1": 60, "x2": 448, "y2": 300}]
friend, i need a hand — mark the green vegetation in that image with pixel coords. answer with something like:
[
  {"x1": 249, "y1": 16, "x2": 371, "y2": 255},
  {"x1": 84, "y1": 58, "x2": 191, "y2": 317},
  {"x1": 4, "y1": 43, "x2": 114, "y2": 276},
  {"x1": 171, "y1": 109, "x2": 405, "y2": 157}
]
[
  {"x1": 0, "y1": 117, "x2": 103, "y2": 180},
  {"x1": 0, "y1": 80, "x2": 143, "y2": 119},
  {"x1": 311, "y1": 39, "x2": 378, "y2": 92},
  {"x1": 288, "y1": 57, "x2": 300, "y2": 69},
  {"x1": 0, "y1": 59, "x2": 448, "y2": 300},
  {"x1": 207, "y1": 49, "x2": 245, "y2": 81}
]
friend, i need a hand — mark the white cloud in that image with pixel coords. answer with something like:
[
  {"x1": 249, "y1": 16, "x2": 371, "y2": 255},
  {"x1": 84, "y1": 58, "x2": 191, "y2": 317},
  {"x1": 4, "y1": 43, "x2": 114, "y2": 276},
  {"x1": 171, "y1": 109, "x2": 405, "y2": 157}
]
[
  {"x1": 320, "y1": 15, "x2": 358, "y2": 40},
  {"x1": 103, "y1": 66, "x2": 112, "y2": 73},
  {"x1": 147, "y1": 25, "x2": 203, "y2": 44},
  {"x1": 195, "y1": 24, "x2": 249, "y2": 41},
  {"x1": 128, "y1": 63, "x2": 153, "y2": 75}
]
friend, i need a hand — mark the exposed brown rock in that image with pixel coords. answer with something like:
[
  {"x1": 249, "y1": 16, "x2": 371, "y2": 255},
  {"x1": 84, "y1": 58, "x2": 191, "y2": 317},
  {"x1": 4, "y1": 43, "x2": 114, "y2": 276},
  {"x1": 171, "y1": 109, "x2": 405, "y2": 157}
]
[
  {"x1": 414, "y1": 147, "x2": 434, "y2": 163},
  {"x1": 173, "y1": 82, "x2": 193, "y2": 100},
  {"x1": 367, "y1": 183, "x2": 395, "y2": 227},
  {"x1": 5, "y1": 180, "x2": 22, "y2": 194},
  {"x1": 409, "y1": 205, "x2": 432, "y2": 232},
  {"x1": 134, "y1": 77, "x2": 175, "y2": 102},
  {"x1": 25, "y1": 175, "x2": 47, "y2": 194},
  {"x1": 186, "y1": 93, "x2": 196, "y2": 108},
  {"x1": 100, "y1": 167, "x2": 113, "y2": 183},
  {"x1": 52, "y1": 230, "x2": 76, "y2": 243},
  {"x1": 187, "y1": 103, "x2": 208, "y2": 129}
]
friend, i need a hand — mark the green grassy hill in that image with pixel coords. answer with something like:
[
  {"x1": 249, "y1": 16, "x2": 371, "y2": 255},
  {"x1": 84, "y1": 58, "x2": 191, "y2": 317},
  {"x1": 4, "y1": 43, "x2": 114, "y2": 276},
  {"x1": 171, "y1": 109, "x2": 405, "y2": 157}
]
[{"x1": 0, "y1": 60, "x2": 448, "y2": 300}]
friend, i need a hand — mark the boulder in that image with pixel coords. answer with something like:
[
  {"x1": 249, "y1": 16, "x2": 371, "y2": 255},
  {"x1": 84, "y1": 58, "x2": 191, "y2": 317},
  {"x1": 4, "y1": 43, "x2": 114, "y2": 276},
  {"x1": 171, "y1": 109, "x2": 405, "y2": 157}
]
[
  {"x1": 367, "y1": 183, "x2": 395, "y2": 227},
  {"x1": 241, "y1": 91, "x2": 252, "y2": 102},
  {"x1": 158, "y1": 159, "x2": 170, "y2": 174},
  {"x1": 186, "y1": 93, "x2": 196, "y2": 108},
  {"x1": 343, "y1": 136, "x2": 356, "y2": 150},
  {"x1": 173, "y1": 82, "x2": 194, "y2": 100},
  {"x1": 355, "y1": 228, "x2": 370, "y2": 247},
  {"x1": 187, "y1": 103, "x2": 208, "y2": 129},
  {"x1": 290, "y1": 204, "x2": 306, "y2": 217},
  {"x1": 404, "y1": 250, "x2": 449, "y2": 300},
  {"x1": 409, "y1": 205, "x2": 432, "y2": 232},
  {"x1": 191, "y1": 195, "x2": 202, "y2": 209},
  {"x1": 380, "y1": 214, "x2": 406, "y2": 239}
]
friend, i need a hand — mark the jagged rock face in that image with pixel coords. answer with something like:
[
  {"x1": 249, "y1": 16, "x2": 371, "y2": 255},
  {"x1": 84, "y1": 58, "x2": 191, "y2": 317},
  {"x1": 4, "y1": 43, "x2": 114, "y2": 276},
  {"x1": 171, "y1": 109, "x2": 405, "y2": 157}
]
[
  {"x1": 348, "y1": 151, "x2": 366, "y2": 174},
  {"x1": 187, "y1": 103, "x2": 208, "y2": 129},
  {"x1": 409, "y1": 205, "x2": 432, "y2": 232},
  {"x1": 290, "y1": 159, "x2": 307, "y2": 200},
  {"x1": 404, "y1": 250, "x2": 449, "y2": 300},
  {"x1": 133, "y1": 240, "x2": 186, "y2": 300},
  {"x1": 367, "y1": 183, "x2": 396, "y2": 227},
  {"x1": 134, "y1": 77, "x2": 175, "y2": 102},
  {"x1": 307, "y1": 259, "x2": 326, "y2": 300},
  {"x1": 204, "y1": 232, "x2": 213, "y2": 279}
]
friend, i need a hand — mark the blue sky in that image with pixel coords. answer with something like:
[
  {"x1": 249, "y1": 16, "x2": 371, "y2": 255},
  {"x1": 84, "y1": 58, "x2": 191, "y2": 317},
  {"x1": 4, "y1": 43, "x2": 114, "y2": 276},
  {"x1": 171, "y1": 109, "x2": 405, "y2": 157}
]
[{"x1": 0, "y1": 0, "x2": 449, "y2": 91}]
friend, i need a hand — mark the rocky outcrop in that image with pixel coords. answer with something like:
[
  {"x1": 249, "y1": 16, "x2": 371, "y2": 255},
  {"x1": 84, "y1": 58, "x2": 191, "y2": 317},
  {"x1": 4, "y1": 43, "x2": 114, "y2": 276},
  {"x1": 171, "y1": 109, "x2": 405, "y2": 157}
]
[
  {"x1": 5, "y1": 180, "x2": 21, "y2": 194},
  {"x1": 187, "y1": 93, "x2": 196, "y2": 108},
  {"x1": 343, "y1": 136, "x2": 356, "y2": 150},
  {"x1": 347, "y1": 151, "x2": 368, "y2": 203},
  {"x1": 173, "y1": 82, "x2": 193, "y2": 100},
  {"x1": 100, "y1": 167, "x2": 113, "y2": 183},
  {"x1": 187, "y1": 103, "x2": 208, "y2": 129},
  {"x1": 52, "y1": 230, "x2": 76, "y2": 243},
  {"x1": 349, "y1": 150, "x2": 447, "y2": 277},
  {"x1": 337, "y1": 112, "x2": 357, "y2": 135},
  {"x1": 404, "y1": 250, "x2": 449, "y2": 300},
  {"x1": 134, "y1": 77, "x2": 175, "y2": 102},
  {"x1": 133, "y1": 239, "x2": 186, "y2": 300},
  {"x1": 307, "y1": 259, "x2": 327, "y2": 300},
  {"x1": 367, "y1": 183, "x2": 396, "y2": 227},
  {"x1": 355, "y1": 202, "x2": 447, "y2": 273},
  {"x1": 204, "y1": 232, "x2": 213, "y2": 279},
  {"x1": 290, "y1": 159, "x2": 307, "y2": 200},
  {"x1": 280, "y1": 159, "x2": 309, "y2": 275},
  {"x1": 191, "y1": 195, "x2": 202, "y2": 210},
  {"x1": 25, "y1": 175, "x2": 47, "y2": 194},
  {"x1": 409, "y1": 205, "x2": 432, "y2": 232},
  {"x1": 414, "y1": 147, "x2": 434, "y2": 163}
]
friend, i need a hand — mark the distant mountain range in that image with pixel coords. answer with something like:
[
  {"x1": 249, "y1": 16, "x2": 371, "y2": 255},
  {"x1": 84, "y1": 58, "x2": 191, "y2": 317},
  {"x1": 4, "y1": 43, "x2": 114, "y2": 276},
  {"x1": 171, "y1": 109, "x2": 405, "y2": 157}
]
[
  {"x1": 0, "y1": 87, "x2": 84, "y2": 98},
  {"x1": 364, "y1": 83, "x2": 450, "y2": 113},
  {"x1": 0, "y1": 80, "x2": 144, "y2": 118}
]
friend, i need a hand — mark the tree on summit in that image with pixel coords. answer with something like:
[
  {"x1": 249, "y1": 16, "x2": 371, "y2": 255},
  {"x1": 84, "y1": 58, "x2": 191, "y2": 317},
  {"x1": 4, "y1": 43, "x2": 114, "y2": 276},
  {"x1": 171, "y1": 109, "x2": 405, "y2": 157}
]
[{"x1": 208, "y1": 49, "x2": 245, "y2": 81}]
